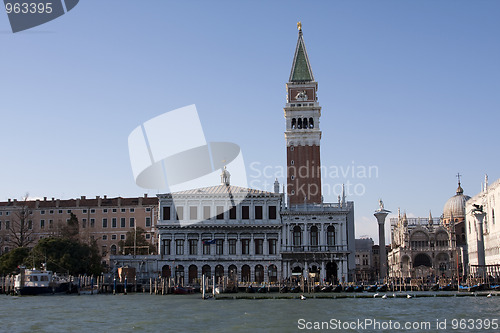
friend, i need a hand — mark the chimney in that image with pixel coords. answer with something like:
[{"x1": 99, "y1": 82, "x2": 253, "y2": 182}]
[
  {"x1": 104, "y1": 195, "x2": 107, "y2": 199},
  {"x1": 81, "y1": 196, "x2": 86, "y2": 200},
  {"x1": 144, "y1": 193, "x2": 148, "y2": 198},
  {"x1": 97, "y1": 196, "x2": 102, "y2": 207},
  {"x1": 8, "y1": 199, "x2": 11, "y2": 202},
  {"x1": 35, "y1": 199, "x2": 40, "y2": 208},
  {"x1": 44, "y1": 197, "x2": 47, "y2": 201},
  {"x1": 51, "y1": 197, "x2": 55, "y2": 201}
]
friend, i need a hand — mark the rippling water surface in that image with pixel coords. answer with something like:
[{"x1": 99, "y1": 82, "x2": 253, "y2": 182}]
[{"x1": 1, "y1": 293, "x2": 499, "y2": 332}]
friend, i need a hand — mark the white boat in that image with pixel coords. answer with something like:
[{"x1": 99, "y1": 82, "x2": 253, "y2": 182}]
[{"x1": 14, "y1": 265, "x2": 71, "y2": 296}]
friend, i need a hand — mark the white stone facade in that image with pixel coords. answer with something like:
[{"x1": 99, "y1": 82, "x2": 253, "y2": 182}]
[{"x1": 466, "y1": 177, "x2": 500, "y2": 268}]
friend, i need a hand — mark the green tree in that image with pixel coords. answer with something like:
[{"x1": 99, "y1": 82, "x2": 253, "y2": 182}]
[
  {"x1": 59, "y1": 212, "x2": 80, "y2": 240},
  {"x1": 118, "y1": 227, "x2": 156, "y2": 255},
  {"x1": 30, "y1": 237, "x2": 103, "y2": 275},
  {"x1": 0, "y1": 247, "x2": 30, "y2": 275}
]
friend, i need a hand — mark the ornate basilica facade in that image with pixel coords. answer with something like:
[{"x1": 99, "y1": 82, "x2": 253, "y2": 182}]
[{"x1": 388, "y1": 180, "x2": 470, "y2": 282}]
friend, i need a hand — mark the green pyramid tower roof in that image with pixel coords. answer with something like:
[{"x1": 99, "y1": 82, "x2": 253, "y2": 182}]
[{"x1": 289, "y1": 30, "x2": 314, "y2": 82}]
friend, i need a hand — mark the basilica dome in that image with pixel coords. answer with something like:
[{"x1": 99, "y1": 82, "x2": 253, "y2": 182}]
[{"x1": 443, "y1": 183, "x2": 470, "y2": 219}]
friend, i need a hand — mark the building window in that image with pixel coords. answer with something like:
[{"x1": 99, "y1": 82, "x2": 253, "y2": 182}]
[
  {"x1": 129, "y1": 217, "x2": 135, "y2": 228},
  {"x1": 269, "y1": 239, "x2": 277, "y2": 255},
  {"x1": 176, "y1": 207, "x2": 184, "y2": 220},
  {"x1": 190, "y1": 206, "x2": 197, "y2": 220},
  {"x1": 102, "y1": 218, "x2": 108, "y2": 228},
  {"x1": 146, "y1": 207, "x2": 151, "y2": 212},
  {"x1": 112, "y1": 218, "x2": 117, "y2": 228},
  {"x1": 293, "y1": 226, "x2": 302, "y2": 246},
  {"x1": 268, "y1": 206, "x2": 277, "y2": 220},
  {"x1": 145, "y1": 217, "x2": 151, "y2": 227},
  {"x1": 130, "y1": 208, "x2": 135, "y2": 213},
  {"x1": 310, "y1": 226, "x2": 318, "y2": 247},
  {"x1": 40, "y1": 220, "x2": 45, "y2": 229},
  {"x1": 229, "y1": 206, "x2": 236, "y2": 219},
  {"x1": 67, "y1": 210, "x2": 72, "y2": 214},
  {"x1": 110, "y1": 244, "x2": 117, "y2": 255},
  {"x1": 28, "y1": 220, "x2": 32, "y2": 230},
  {"x1": 103, "y1": 209, "x2": 108, "y2": 213},
  {"x1": 112, "y1": 209, "x2": 117, "y2": 213},
  {"x1": 145, "y1": 233, "x2": 151, "y2": 239},
  {"x1": 203, "y1": 206, "x2": 210, "y2": 220},
  {"x1": 242, "y1": 206, "x2": 249, "y2": 220},
  {"x1": 241, "y1": 239, "x2": 250, "y2": 255},
  {"x1": 103, "y1": 235, "x2": 108, "y2": 240},
  {"x1": 120, "y1": 234, "x2": 125, "y2": 240},
  {"x1": 216, "y1": 206, "x2": 224, "y2": 220},
  {"x1": 255, "y1": 239, "x2": 263, "y2": 255},
  {"x1": 58, "y1": 210, "x2": 63, "y2": 214},
  {"x1": 82, "y1": 219, "x2": 86, "y2": 228},
  {"x1": 189, "y1": 239, "x2": 197, "y2": 255},
  {"x1": 255, "y1": 206, "x2": 263, "y2": 220},
  {"x1": 176, "y1": 240, "x2": 184, "y2": 255},
  {"x1": 111, "y1": 234, "x2": 117, "y2": 240},
  {"x1": 49, "y1": 220, "x2": 53, "y2": 229},
  {"x1": 5, "y1": 221, "x2": 10, "y2": 230},
  {"x1": 82, "y1": 210, "x2": 86, "y2": 214},
  {"x1": 327, "y1": 226, "x2": 335, "y2": 246},
  {"x1": 90, "y1": 209, "x2": 95, "y2": 214},
  {"x1": 203, "y1": 240, "x2": 211, "y2": 255},
  {"x1": 41, "y1": 210, "x2": 45, "y2": 215},
  {"x1": 90, "y1": 218, "x2": 95, "y2": 228},
  {"x1": 163, "y1": 239, "x2": 171, "y2": 255},
  {"x1": 120, "y1": 218, "x2": 126, "y2": 228},
  {"x1": 163, "y1": 206, "x2": 171, "y2": 220},
  {"x1": 121, "y1": 208, "x2": 126, "y2": 213},
  {"x1": 229, "y1": 239, "x2": 236, "y2": 255},
  {"x1": 216, "y1": 239, "x2": 224, "y2": 255}
]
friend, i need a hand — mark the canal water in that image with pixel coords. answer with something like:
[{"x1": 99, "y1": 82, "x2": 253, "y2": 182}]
[{"x1": 0, "y1": 293, "x2": 498, "y2": 332}]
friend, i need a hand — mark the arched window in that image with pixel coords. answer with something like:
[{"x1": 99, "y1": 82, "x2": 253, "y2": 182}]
[
  {"x1": 293, "y1": 226, "x2": 302, "y2": 247},
  {"x1": 327, "y1": 226, "x2": 335, "y2": 247},
  {"x1": 303, "y1": 118, "x2": 308, "y2": 128},
  {"x1": 215, "y1": 265, "x2": 224, "y2": 283},
  {"x1": 202, "y1": 265, "x2": 211, "y2": 278},
  {"x1": 110, "y1": 244, "x2": 117, "y2": 255},
  {"x1": 228, "y1": 265, "x2": 237, "y2": 280},
  {"x1": 255, "y1": 265, "x2": 264, "y2": 283},
  {"x1": 188, "y1": 265, "x2": 198, "y2": 284},
  {"x1": 310, "y1": 226, "x2": 318, "y2": 248},
  {"x1": 268, "y1": 265, "x2": 277, "y2": 283},
  {"x1": 291, "y1": 118, "x2": 296, "y2": 129},
  {"x1": 241, "y1": 265, "x2": 251, "y2": 282},
  {"x1": 309, "y1": 118, "x2": 314, "y2": 128},
  {"x1": 297, "y1": 118, "x2": 302, "y2": 129}
]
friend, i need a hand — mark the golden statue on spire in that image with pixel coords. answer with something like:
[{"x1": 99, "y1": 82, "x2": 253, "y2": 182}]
[{"x1": 297, "y1": 21, "x2": 302, "y2": 31}]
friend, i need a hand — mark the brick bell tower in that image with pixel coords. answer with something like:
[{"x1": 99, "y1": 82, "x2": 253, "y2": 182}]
[{"x1": 285, "y1": 22, "x2": 322, "y2": 205}]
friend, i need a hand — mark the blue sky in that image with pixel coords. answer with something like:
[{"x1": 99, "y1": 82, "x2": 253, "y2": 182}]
[{"x1": 1, "y1": 1, "x2": 499, "y2": 242}]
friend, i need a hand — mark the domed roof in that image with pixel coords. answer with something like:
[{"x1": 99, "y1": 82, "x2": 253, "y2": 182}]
[{"x1": 443, "y1": 182, "x2": 470, "y2": 219}]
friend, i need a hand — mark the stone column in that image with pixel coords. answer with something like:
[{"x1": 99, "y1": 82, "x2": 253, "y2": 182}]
[
  {"x1": 374, "y1": 207, "x2": 391, "y2": 282},
  {"x1": 474, "y1": 210, "x2": 486, "y2": 274}
]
